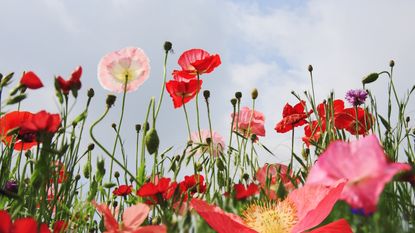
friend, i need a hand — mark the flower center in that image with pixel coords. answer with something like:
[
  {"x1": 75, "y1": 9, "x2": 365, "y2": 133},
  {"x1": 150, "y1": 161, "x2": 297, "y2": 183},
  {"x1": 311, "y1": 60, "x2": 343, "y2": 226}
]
[{"x1": 242, "y1": 200, "x2": 298, "y2": 233}]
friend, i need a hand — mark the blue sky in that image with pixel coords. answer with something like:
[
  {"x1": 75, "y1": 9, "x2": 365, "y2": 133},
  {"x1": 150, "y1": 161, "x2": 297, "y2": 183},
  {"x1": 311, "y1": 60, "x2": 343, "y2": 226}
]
[{"x1": 1, "y1": 0, "x2": 414, "y2": 171}]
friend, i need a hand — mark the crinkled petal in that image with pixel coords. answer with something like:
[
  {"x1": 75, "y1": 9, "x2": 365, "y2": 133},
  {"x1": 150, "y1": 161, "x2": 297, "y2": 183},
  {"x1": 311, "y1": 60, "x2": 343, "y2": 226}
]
[
  {"x1": 92, "y1": 201, "x2": 118, "y2": 231},
  {"x1": 190, "y1": 199, "x2": 258, "y2": 233},
  {"x1": 133, "y1": 225, "x2": 167, "y2": 233},
  {"x1": 122, "y1": 203, "x2": 150, "y2": 230},
  {"x1": 289, "y1": 180, "x2": 346, "y2": 233},
  {"x1": 0, "y1": 210, "x2": 12, "y2": 232},
  {"x1": 306, "y1": 219, "x2": 353, "y2": 233}
]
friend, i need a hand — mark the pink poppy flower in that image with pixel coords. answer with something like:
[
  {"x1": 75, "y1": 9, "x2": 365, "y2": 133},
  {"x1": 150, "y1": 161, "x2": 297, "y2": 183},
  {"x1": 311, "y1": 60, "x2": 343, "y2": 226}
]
[
  {"x1": 256, "y1": 163, "x2": 297, "y2": 199},
  {"x1": 306, "y1": 135, "x2": 412, "y2": 214},
  {"x1": 93, "y1": 201, "x2": 166, "y2": 233},
  {"x1": 98, "y1": 47, "x2": 150, "y2": 93},
  {"x1": 172, "y1": 48, "x2": 221, "y2": 80},
  {"x1": 191, "y1": 180, "x2": 352, "y2": 233},
  {"x1": 231, "y1": 107, "x2": 265, "y2": 138},
  {"x1": 190, "y1": 129, "x2": 225, "y2": 157}
]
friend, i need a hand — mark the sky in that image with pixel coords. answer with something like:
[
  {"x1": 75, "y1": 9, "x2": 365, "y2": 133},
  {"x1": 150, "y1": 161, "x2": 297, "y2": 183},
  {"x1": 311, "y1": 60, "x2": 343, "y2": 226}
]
[{"x1": 1, "y1": 0, "x2": 414, "y2": 173}]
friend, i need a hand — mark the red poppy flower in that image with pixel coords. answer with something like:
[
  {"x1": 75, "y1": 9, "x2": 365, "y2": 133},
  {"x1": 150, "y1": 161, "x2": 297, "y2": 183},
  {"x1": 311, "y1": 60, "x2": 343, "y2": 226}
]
[
  {"x1": 166, "y1": 78, "x2": 202, "y2": 108},
  {"x1": 113, "y1": 185, "x2": 133, "y2": 196},
  {"x1": 0, "y1": 210, "x2": 51, "y2": 233},
  {"x1": 0, "y1": 110, "x2": 61, "y2": 151},
  {"x1": 233, "y1": 183, "x2": 259, "y2": 200},
  {"x1": 53, "y1": 220, "x2": 68, "y2": 233},
  {"x1": 275, "y1": 101, "x2": 311, "y2": 133},
  {"x1": 136, "y1": 177, "x2": 177, "y2": 204},
  {"x1": 335, "y1": 107, "x2": 373, "y2": 135},
  {"x1": 302, "y1": 120, "x2": 326, "y2": 147},
  {"x1": 56, "y1": 66, "x2": 82, "y2": 95},
  {"x1": 172, "y1": 49, "x2": 221, "y2": 79},
  {"x1": 20, "y1": 71, "x2": 44, "y2": 89},
  {"x1": 179, "y1": 174, "x2": 206, "y2": 197},
  {"x1": 50, "y1": 161, "x2": 67, "y2": 184}
]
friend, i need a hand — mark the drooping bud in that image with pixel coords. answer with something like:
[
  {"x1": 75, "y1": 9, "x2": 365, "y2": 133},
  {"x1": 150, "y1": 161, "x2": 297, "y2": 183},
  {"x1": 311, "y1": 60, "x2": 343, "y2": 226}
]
[
  {"x1": 106, "y1": 95, "x2": 116, "y2": 108},
  {"x1": 135, "y1": 124, "x2": 141, "y2": 133},
  {"x1": 251, "y1": 88, "x2": 258, "y2": 100},
  {"x1": 88, "y1": 143, "x2": 95, "y2": 151},
  {"x1": 231, "y1": 98, "x2": 237, "y2": 106},
  {"x1": 242, "y1": 173, "x2": 249, "y2": 181},
  {"x1": 111, "y1": 123, "x2": 117, "y2": 130},
  {"x1": 164, "y1": 41, "x2": 173, "y2": 52},
  {"x1": 114, "y1": 171, "x2": 120, "y2": 178},
  {"x1": 203, "y1": 90, "x2": 210, "y2": 100},
  {"x1": 87, "y1": 88, "x2": 95, "y2": 98},
  {"x1": 389, "y1": 60, "x2": 395, "y2": 68},
  {"x1": 145, "y1": 128, "x2": 160, "y2": 154},
  {"x1": 362, "y1": 73, "x2": 379, "y2": 85},
  {"x1": 235, "y1": 91, "x2": 242, "y2": 100}
]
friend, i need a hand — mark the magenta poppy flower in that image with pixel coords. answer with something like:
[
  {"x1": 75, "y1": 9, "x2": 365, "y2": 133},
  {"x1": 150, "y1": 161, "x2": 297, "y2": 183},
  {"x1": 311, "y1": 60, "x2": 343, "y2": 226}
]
[
  {"x1": 231, "y1": 107, "x2": 265, "y2": 138},
  {"x1": 191, "y1": 180, "x2": 351, "y2": 233},
  {"x1": 306, "y1": 135, "x2": 411, "y2": 214},
  {"x1": 93, "y1": 201, "x2": 166, "y2": 233},
  {"x1": 98, "y1": 47, "x2": 150, "y2": 93}
]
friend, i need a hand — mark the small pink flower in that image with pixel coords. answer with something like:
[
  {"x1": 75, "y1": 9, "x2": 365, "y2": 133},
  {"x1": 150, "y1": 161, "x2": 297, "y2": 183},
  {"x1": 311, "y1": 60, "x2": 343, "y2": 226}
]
[
  {"x1": 190, "y1": 129, "x2": 225, "y2": 157},
  {"x1": 98, "y1": 47, "x2": 150, "y2": 93},
  {"x1": 231, "y1": 107, "x2": 265, "y2": 138},
  {"x1": 306, "y1": 135, "x2": 412, "y2": 214},
  {"x1": 93, "y1": 201, "x2": 166, "y2": 233},
  {"x1": 191, "y1": 180, "x2": 352, "y2": 233}
]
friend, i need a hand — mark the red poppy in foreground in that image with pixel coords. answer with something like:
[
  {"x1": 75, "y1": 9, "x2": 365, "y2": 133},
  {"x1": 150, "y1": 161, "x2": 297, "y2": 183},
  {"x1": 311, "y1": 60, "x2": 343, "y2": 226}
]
[
  {"x1": 137, "y1": 177, "x2": 177, "y2": 204},
  {"x1": 56, "y1": 66, "x2": 82, "y2": 96},
  {"x1": 0, "y1": 210, "x2": 50, "y2": 233},
  {"x1": 191, "y1": 180, "x2": 352, "y2": 233},
  {"x1": 93, "y1": 201, "x2": 166, "y2": 233},
  {"x1": 113, "y1": 185, "x2": 133, "y2": 197},
  {"x1": 20, "y1": 71, "x2": 44, "y2": 89},
  {"x1": 166, "y1": 79, "x2": 202, "y2": 108},
  {"x1": 53, "y1": 220, "x2": 68, "y2": 233},
  {"x1": 172, "y1": 48, "x2": 221, "y2": 79},
  {"x1": 275, "y1": 101, "x2": 311, "y2": 133},
  {"x1": 0, "y1": 111, "x2": 61, "y2": 150},
  {"x1": 307, "y1": 135, "x2": 411, "y2": 214}
]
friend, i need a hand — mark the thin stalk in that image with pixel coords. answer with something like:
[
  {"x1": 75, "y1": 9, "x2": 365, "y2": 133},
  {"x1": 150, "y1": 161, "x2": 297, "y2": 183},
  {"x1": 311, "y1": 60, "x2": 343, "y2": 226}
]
[{"x1": 154, "y1": 51, "x2": 169, "y2": 120}]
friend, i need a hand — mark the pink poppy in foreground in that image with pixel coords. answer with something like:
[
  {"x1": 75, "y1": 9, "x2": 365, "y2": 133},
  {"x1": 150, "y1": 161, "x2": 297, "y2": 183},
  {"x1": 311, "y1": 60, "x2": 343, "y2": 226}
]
[
  {"x1": 231, "y1": 107, "x2": 265, "y2": 138},
  {"x1": 190, "y1": 129, "x2": 225, "y2": 157},
  {"x1": 191, "y1": 180, "x2": 352, "y2": 233},
  {"x1": 98, "y1": 47, "x2": 150, "y2": 93},
  {"x1": 307, "y1": 135, "x2": 412, "y2": 214},
  {"x1": 93, "y1": 201, "x2": 166, "y2": 233},
  {"x1": 172, "y1": 48, "x2": 221, "y2": 79}
]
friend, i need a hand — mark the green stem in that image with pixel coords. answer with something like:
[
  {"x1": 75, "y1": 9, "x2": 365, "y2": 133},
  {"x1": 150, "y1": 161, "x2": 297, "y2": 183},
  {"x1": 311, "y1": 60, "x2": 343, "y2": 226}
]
[
  {"x1": 195, "y1": 74, "x2": 202, "y2": 142},
  {"x1": 155, "y1": 51, "x2": 169, "y2": 120},
  {"x1": 138, "y1": 98, "x2": 154, "y2": 185}
]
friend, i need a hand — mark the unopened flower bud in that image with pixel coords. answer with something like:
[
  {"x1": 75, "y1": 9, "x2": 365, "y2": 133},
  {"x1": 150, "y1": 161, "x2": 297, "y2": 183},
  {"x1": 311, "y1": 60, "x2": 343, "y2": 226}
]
[
  {"x1": 88, "y1": 143, "x2": 95, "y2": 151},
  {"x1": 113, "y1": 201, "x2": 118, "y2": 208},
  {"x1": 308, "y1": 64, "x2": 313, "y2": 72},
  {"x1": 362, "y1": 73, "x2": 379, "y2": 85},
  {"x1": 196, "y1": 163, "x2": 203, "y2": 172},
  {"x1": 87, "y1": 88, "x2": 95, "y2": 98},
  {"x1": 243, "y1": 173, "x2": 249, "y2": 181},
  {"x1": 111, "y1": 123, "x2": 117, "y2": 130},
  {"x1": 135, "y1": 124, "x2": 141, "y2": 133},
  {"x1": 203, "y1": 90, "x2": 210, "y2": 99},
  {"x1": 152, "y1": 216, "x2": 161, "y2": 225},
  {"x1": 75, "y1": 174, "x2": 81, "y2": 181},
  {"x1": 216, "y1": 159, "x2": 225, "y2": 171},
  {"x1": 206, "y1": 137, "x2": 212, "y2": 145},
  {"x1": 406, "y1": 116, "x2": 410, "y2": 123},
  {"x1": 164, "y1": 41, "x2": 173, "y2": 52},
  {"x1": 251, "y1": 88, "x2": 258, "y2": 100},
  {"x1": 145, "y1": 128, "x2": 160, "y2": 154},
  {"x1": 106, "y1": 95, "x2": 116, "y2": 107},
  {"x1": 235, "y1": 91, "x2": 242, "y2": 100},
  {"x1": 231, "y1": 98, "x2": 237, "y2": 106},
  {"x1": 114, "y1": 171, "x2": 120, "y2": 178},
  {"x1": 389, "y1": 60, "x2": 395, "y2": 68}
]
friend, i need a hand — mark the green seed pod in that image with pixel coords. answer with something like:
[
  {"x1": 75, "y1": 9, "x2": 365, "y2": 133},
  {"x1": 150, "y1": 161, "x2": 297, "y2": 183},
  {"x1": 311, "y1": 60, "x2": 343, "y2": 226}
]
[
  {"x1": 235, "y1": 91, "x2": 242, "y2": 100},
  {"x1": 83, "y1": 162, "x2": 91, "y2": 179},
  {"x1": 251, "y1": 88, "x2": 258, "y2": 100},
  {"x1": 145, "y1": 128, "x2": 160, "y2": 154},
  {"x1": 106, "y1": 95, "x2": 116, "y2": 107},
  {"x1": 103, "y1": 182, "x2": 117, "y2": 189},
  {"x1": 231, "y1": 98, "x2": 237, "y2": 106},
  {"x1": 362, "y1": 73, "x2": 379, "y2": 85},
  {"x1": 216, "y1": 159, "x2": 225, "y2": 171},
  {"x1": 164, "y1": 41, "x2": 173, "y2": 52}
]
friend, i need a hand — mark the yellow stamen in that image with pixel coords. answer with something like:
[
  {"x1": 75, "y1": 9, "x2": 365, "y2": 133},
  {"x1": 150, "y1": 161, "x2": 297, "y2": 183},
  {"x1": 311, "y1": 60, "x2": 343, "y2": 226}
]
[{"x1": 242, "y1": 200, "x2": 298, "y2": 233}]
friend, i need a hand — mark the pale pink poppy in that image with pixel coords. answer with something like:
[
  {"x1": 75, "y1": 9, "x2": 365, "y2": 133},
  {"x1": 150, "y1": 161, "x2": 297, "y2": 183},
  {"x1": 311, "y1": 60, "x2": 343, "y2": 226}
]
[
  {"x1": 191, "y1": 180, "x2": 352, "y2": 233},
  {"x1": 98, "y1": 47, "x2": 150, "y2": 93},
  {"x1": 231, "y1": 107, "x2": 265, "y2": 138},
  {"x1": 93, "y1": 201, "x2": 166, "y2": 233},
  {"x1": 306, "y1": 135, "x2": 412, "y2": 214},
  {"x1": 190, "y1": 129, "x2": 225, "y2": 157},
  {"x1": 256, "y1": 163, "x2": 297, "y2": 199}
]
